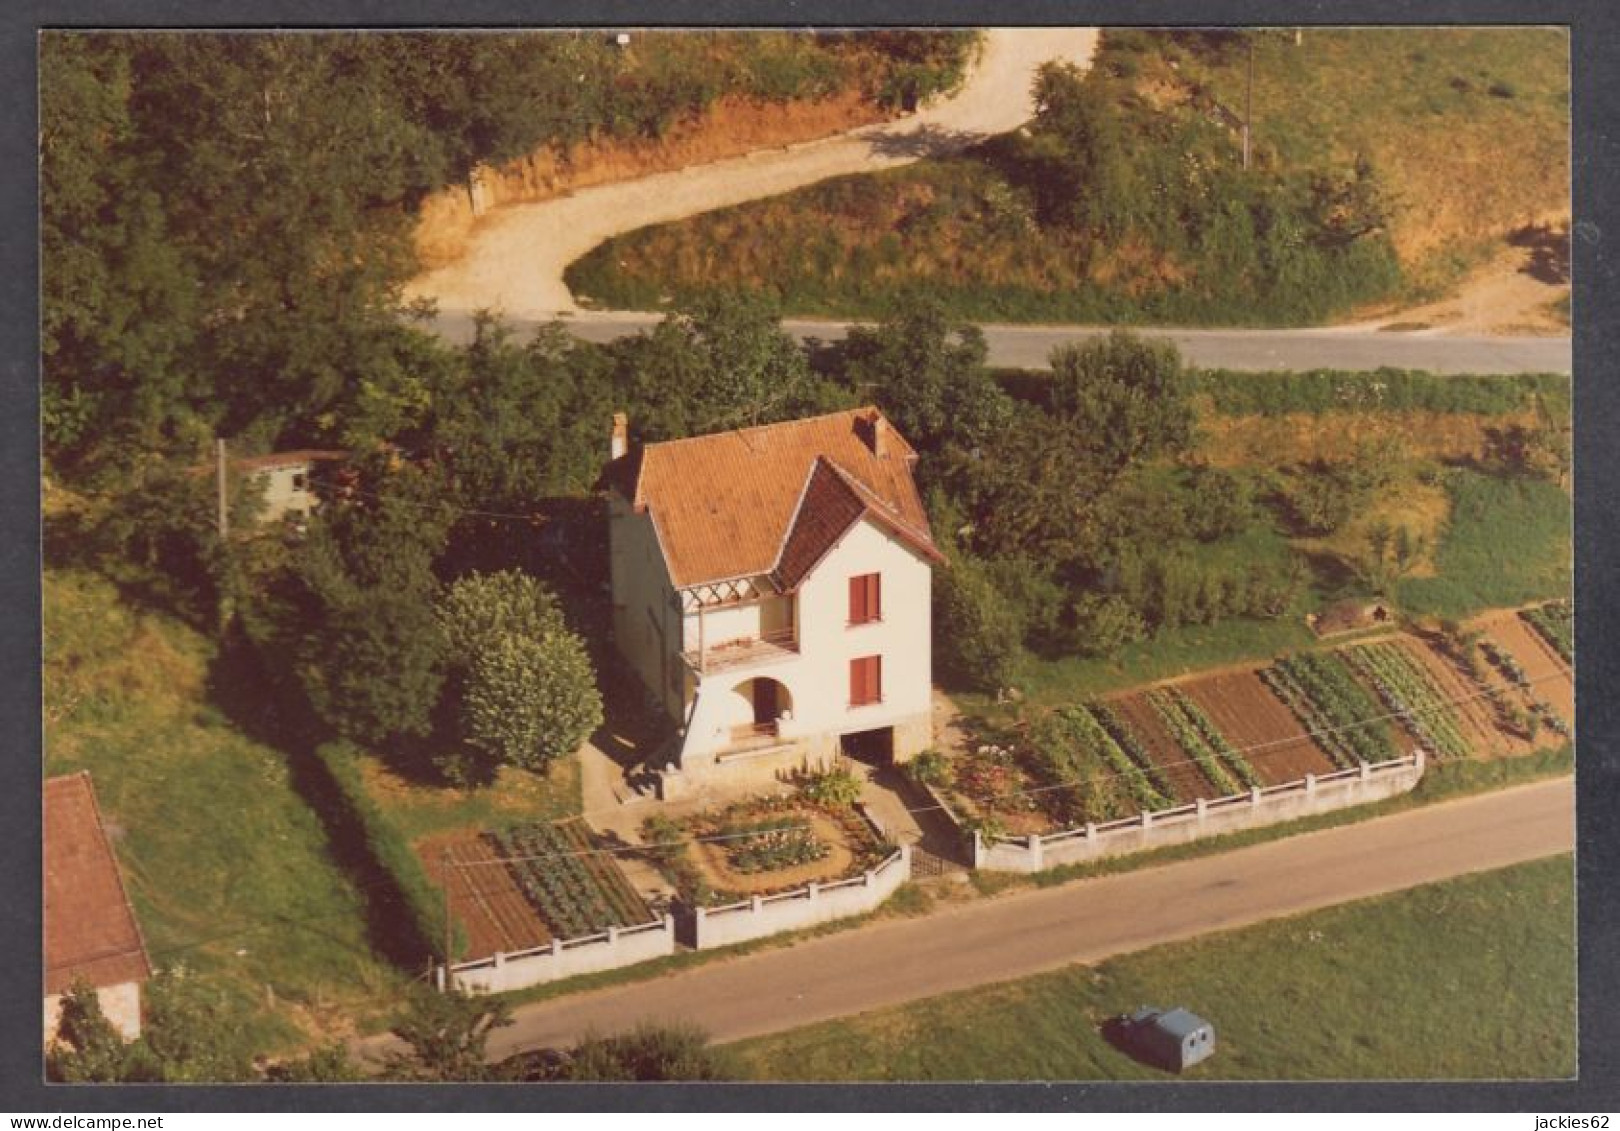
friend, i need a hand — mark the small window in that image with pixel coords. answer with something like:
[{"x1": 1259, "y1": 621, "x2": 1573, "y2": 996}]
[
  {"x1": 848, "y1": 573, "x2": 882, "y2": 625},
  {"x1": 849, "y1": 655, "x2": 882, "y2": 707},
  {"x1": 291, "y1": 473, "x2": 307, "y2": 491}
]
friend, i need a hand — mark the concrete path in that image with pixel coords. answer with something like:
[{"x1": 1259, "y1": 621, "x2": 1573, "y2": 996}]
[
  {"x1": 407, "y1": 29, "x2": 1101, "y2": 320},
  {"x1": 360, "y1": 775, "x2": 1572, "y2": 1063}
]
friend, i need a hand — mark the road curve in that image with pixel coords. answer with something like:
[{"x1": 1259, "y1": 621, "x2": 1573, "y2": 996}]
[
  {"x1": 427, "y1": 309, "x2": 1573, "y2": 375},
  {"x1": 406, "y1": 29, "x2": 1101, "y2": 320},
  {"x1": 356, "y1": 776, "x2": 1572, "y2": 1064}
]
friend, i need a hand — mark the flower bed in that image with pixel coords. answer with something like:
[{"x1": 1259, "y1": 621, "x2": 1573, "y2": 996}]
[
  {"x1": 643, "y1": 792, "x2": 888, "y2": 907},
  {"x1": 720, "y1": 816, "x2": 830, "y2": 874}
]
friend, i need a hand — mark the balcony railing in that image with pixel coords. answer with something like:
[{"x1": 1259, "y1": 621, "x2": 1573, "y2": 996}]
[{"x1": 683, "y1": 627, "x2": 799, "y2": 675}]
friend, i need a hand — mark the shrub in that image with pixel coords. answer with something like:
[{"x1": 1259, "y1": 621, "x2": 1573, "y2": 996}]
[
  {"x1": 796, "y1": 765, "x2": 864, "y2": 807},
  {"x1": 905, "y1": 748, "x2": 952, "y2": 788},
  {"x1": 936, "y1": 551, "x2": 1024, "y2": 691}
]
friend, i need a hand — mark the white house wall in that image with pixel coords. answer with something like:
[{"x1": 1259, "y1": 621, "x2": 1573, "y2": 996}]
[{"x1": 679, "y1": 516, "x2": 932, "y2": 770}]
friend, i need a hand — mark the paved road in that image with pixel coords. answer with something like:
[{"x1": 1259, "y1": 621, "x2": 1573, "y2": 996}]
[
  {"x1": 428, "y1": 309, "x2": 1572, "y2": 376},
  {"x1": 359, "y1": 776, "x2": 1572, "y2": 1063}
]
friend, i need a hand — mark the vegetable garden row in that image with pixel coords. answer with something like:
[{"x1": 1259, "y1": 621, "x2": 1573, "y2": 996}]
[
  {"x1": 489, "y1": 818, "x2": 652, "y2": 941},
  {"x1": 945, "y1": 620, "x2": 1572, "y2": 837}
]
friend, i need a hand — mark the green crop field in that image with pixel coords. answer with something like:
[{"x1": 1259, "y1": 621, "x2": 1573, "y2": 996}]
[{"x1": 729, "y1": 855, "x2": 1575, "y2": 1080}]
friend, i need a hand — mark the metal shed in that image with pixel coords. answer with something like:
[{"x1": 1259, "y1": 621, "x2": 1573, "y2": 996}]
[{"x1": 1121, "y1": 1006, "x2": 1217, "y2": 1072}]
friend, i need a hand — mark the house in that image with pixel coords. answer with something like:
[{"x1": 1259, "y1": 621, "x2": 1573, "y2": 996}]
[
  {"x1": 233, "y1": 450, "x2": 348, "y2": 523},
  {"x1": 606, "y1": 407, "x2": 943, "y2": 797},
  {"x1": 44, "y1": 772, "x2": 152, "y2": 1047}
]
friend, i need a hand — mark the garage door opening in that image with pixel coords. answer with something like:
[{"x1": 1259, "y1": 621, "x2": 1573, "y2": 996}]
[{"x1": 840, "y1": 726, "x2": 894, "y2": 767}]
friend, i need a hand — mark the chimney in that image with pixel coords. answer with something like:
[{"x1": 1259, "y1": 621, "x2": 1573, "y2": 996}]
[
  {"x1": 857, "y1": 409, "x2": 891, "y2": 459},
  {"x1": 610, "y1": 412, "x2": 629, "y2": 461}
]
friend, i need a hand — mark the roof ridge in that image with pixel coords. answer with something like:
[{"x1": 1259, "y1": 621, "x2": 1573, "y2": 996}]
[{"x1": 638, "y1": 406, "x2": 880, "y2": 454}]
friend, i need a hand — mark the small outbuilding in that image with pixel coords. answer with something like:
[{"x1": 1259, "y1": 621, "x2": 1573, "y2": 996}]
[{"x1": 1118, "y1": 1005, "x2": 1216, "y2": 1072}]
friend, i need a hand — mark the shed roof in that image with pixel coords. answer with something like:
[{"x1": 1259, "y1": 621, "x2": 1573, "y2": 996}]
[
  {"x1": 1151, "y1": 1008, "x2": 1210, "y2": 1040},
  {"x1": 44, "y1": 772, "x2": 152, "y2": 996},
  {"x1": 622, "y1": 408, "x2": 938, "y2": 589}
]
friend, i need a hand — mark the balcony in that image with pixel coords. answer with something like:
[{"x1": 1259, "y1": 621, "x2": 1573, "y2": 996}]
[{"x1": 682, "y1": 627, "x2": 799, "y2": 675}]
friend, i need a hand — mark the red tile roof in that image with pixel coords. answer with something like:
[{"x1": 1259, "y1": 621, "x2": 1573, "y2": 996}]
[
  {"x1": 44, "y1": 773, "x2": 152, "y2": 996},
  {"x1": 773, "y1": 458, "x2": 944, "y2": 591},
  {"x1": 624, "y1": 408, "x2": 938, "y2": 588}
]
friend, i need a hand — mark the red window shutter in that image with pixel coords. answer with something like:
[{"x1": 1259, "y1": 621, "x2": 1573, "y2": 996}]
[
  {"x1": 849, "y1": 575, "x2": 866, "y2": 624},
  {"x1": 849, "y1": 574, "x2": 881, "y2": 625},
  {"x1": 869, "y1": 573, "x2": 882, "y2": 621},
  {"x1": 850, "y1": 655, "x2": 882, "y2": 705}
]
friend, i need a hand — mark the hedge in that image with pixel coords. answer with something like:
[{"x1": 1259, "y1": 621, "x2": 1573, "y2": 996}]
[{"x1": 312, "y1": 741, "x2": 463, "y2": 965}]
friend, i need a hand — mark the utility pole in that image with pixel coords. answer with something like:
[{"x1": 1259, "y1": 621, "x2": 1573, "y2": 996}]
[
  {"x1": 441, "y1": 850, "x2": 454, "y2": 987},
  {"x1": 215, "y1": 437, "x2": 229, "y2": 541},
  {"x1": 1243, "y1": 35, "x2": 1255, "y2": 171}
]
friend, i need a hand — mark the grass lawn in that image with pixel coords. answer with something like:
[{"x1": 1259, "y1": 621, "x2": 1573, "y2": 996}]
[
  {"x1": 44, "y1": 570, "x2": 404, "y2": 1051},
  {"x1": 357, "y1": 750, "x2": 581, "y2": 844},
  {"x1": 1399, "y1": 469, "x2": 1572, "y2": 620},
  {"x1": 729, "y1": 855, "x2": 1575, "y2": 1081}
]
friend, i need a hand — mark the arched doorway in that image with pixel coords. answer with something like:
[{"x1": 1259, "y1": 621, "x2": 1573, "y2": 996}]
[{"x1": 731, "y1": 676, "x2": 793, "y2": 742}]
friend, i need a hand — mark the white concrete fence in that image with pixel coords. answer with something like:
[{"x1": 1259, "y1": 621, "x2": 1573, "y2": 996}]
[
  {"x1": 690, "y1": 844, "x2": 912, "y2": 950},
  {"x1": 974, "y1": 751, "x2": 1426, "y2": 873},
  {"x1": 441, "y1": 914, "x2": 676, "y2": 994}
]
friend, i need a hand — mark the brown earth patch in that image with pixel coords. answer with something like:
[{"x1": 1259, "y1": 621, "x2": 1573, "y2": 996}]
[
  {"x1": 1108, "y1": 693, "x2": 1216, "y2": 803},
  {"x1": 414, "y1": 89, "x2": 893, "y2": 268},
  {"x1": 1474, "y1": 611, "x2": 1574, "y2": 729},
  {"x1": 1179, "y1": 671, "x2": 1338, "y2": 786},
  {"x1": 419, "y1": 832, "x2": 552, "y2": 962},
  {"x1": 1392, "y1": 635, "x2": 1526, "y2": 758}
]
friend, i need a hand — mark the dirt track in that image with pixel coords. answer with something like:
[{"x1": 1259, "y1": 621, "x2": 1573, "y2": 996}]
[{"x1": 406, "y1": 29, "x2": 1101, "y2": 320}]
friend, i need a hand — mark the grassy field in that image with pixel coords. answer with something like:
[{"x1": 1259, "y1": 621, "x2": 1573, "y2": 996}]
[
  {"x1": 1399, "y1": 469, "x2": 1572, "y2": 619},
  {"x1": 567, "y1": 28, "x2": 1567, "y2": 324},
  {"x1": 43, "y1": 570, "x2": 404, "y2": 1050},
  {"x1": 358, "y1": 749, "x2": 581, "y2": 844},
  {"x1": 729, "y1": 855, "x2": 1576, "y2": 1081}
]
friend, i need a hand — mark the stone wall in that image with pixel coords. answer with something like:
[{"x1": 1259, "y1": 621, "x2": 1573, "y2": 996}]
[
  {"x1": 974, "y1": 753, "x2": 1426, "y2": 874},
  {"x1": 444, "y1": 915, "x2": 676, "y2": 995},
  {"x1": 690, "y1": 844, "x2": 911, "y2": 949}
]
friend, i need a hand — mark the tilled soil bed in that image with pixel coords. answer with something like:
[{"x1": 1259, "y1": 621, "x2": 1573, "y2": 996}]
[
  {"x1": 1180, "y1": 670, "x2": 1338, "y2": 786},
  {"x1": 420, "y1": 832, "x2": 552, "y2": 961},
  {"x1": 1392, "y1": 635, "x2": 1526, "y2": 757},
  {"x1": 1109, "y1": 693, "x2": 1219, "y2": 803},
  {"x1": 689, "y1": 808, "x2": 861, "y2": 897},
  {"x1": 1482, "y1": 613, "x2": 1575, "y2": 729}
]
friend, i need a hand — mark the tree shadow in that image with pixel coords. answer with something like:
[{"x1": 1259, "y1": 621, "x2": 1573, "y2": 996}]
[
  {"x1": 862, "y1": 122, "x2": 982, "y2": 161},
  {"x1": 1508, "y1": 222, "x2": 1571, "y2": 285}
]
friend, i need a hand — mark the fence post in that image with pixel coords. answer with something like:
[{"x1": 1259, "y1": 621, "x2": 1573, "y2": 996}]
[
  {"x1": 435, "y1": 964, "x2": 446, "y2": 993},
  {"x1": 551, "y1": 938, "x2": 563, "y2": 958},
  {"x1": 493, "y1": 951, "x2": 505, "y2": 970},
  {"x1": 1196, "y1": 797, "x2": 1207, "y2": 824},
  {"x1": 1141, "y1": 809, "x2": 1154, "y2": 829},
  {"x1": 807, "y1": 881, "x2": 819, "y2": 904},
  {"x1": 1305, "y1": 773, "x2": 1317, "y2": 798},
  {"x1": 1359, "y1": 760, "x2": 1371, "y2": 783},
  {"x1": 752, "y1": 894, "x2": 764, "y2": 912},
  {"x1": 1250, "y1": 786, "x2": 1263, "y2": 808},
  {"x1": 1414, "y1": 747, "x2": 1427, "y2": 776},
  {"x1": 607, "y1": 924, "x2": 619, "y2": 944}
]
